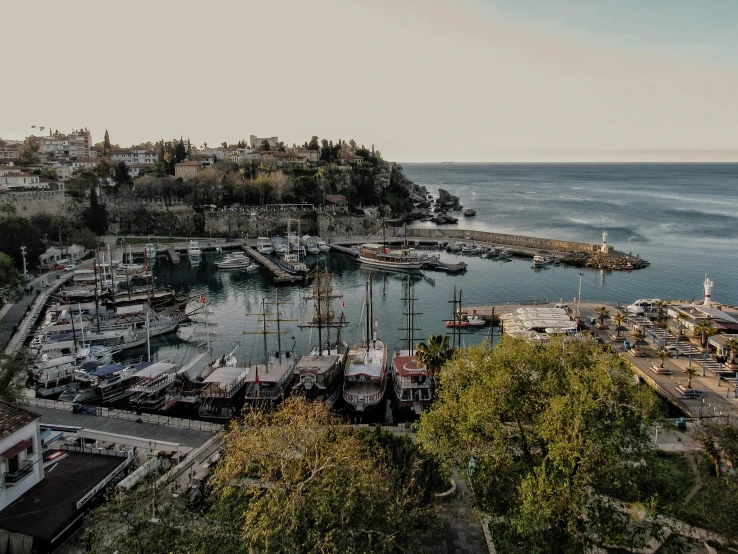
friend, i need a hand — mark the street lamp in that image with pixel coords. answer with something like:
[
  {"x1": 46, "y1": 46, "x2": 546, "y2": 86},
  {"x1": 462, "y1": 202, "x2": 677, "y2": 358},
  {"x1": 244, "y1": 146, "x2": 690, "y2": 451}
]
[{"x1": 577, "y1": 272, "x2": 584, "y2": 319}]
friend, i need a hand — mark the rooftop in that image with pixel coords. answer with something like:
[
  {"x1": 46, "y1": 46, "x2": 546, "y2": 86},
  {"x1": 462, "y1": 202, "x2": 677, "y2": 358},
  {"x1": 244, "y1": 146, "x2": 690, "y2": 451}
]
[
  {"x1": 0, "y1": 450, "x2": 126, "y2": 541},
  {"x1": 0, "y1": 400, "x2": 40, "y2": 440}
]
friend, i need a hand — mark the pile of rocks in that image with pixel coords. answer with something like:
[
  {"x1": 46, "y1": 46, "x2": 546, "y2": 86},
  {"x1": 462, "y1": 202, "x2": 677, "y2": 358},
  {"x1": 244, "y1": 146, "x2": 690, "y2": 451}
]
[
  {"x1": 430, "y1": 214, "x2": 458, "y2": 225},
  {"x1": 585, "y1": 253, "x2": 649, "y2": 271}
]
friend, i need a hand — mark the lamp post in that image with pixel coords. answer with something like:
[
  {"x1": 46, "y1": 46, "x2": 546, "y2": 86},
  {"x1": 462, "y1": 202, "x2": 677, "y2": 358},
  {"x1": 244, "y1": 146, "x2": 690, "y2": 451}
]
[
  {"x1": 20, "y1": 246, "x2": 27, "y2": 279},
  {"x1": 577, "y1": 272, "x2": 584, "y2": 319}
]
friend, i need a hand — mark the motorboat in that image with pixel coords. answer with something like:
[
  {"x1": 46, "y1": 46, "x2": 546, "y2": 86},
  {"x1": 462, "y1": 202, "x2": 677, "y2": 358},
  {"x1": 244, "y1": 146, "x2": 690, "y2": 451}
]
[
  {"x1": 533, "y1": 255, "x2": 554, "y2": 266},
  {"x1": 145, "y1": 243, "x2": 157, "y2": 261},
  {"x1": 216, "y1": 254, "x2": 252, "y2": 270},
  {"x1": 277, "y1": 253, "x2": 307, "y2": 276},
  {"x1": 466, "y1": 313, "x2": 486, "y2": 327},
  {"x1": 302, "y1": 235, "x2": 321, "y2": 255},
  {"x1": 343, "y1": 274, "x2": 387, "y2": 412},
  {"x1": 358, "y1": 243, "x2": 423, "y2": 271},
  {"x1": 256, "y1": 237, "x2": 273, "y2": 255},
  {"x1": 315, "y1": 238, "x2": 330, "y2": 252},
  {"x1": 460, "y1": 244, "x2": 474, "y2": 254},
  {"x1": 188, "y1": 240, "x2": 202, "y2": 257},
  {"x1": 271, "y1": 236, "x2": 289, "y2": 255}
]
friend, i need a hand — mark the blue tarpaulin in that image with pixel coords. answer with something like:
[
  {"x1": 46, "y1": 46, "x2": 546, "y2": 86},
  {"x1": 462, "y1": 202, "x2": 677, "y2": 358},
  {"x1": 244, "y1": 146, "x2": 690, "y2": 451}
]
[{"x1": 91, "y1": 364, "x2": 125, "y2": 377}]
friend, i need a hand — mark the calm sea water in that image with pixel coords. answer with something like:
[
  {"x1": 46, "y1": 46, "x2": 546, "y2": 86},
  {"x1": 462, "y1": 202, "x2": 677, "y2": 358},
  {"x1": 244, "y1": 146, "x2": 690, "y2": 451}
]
[{"x1": 140, "y1": 164, "x2": 738, "y2": 397}]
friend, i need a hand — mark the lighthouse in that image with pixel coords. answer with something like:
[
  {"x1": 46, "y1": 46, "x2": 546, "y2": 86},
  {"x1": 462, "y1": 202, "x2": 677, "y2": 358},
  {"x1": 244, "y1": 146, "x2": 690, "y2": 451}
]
[
  {"x1": 601, "y1": 230, "x2": 608, "y2": 253},
  {"x1": 703, "y1": 276, "x2": 714, "y2": 307}
]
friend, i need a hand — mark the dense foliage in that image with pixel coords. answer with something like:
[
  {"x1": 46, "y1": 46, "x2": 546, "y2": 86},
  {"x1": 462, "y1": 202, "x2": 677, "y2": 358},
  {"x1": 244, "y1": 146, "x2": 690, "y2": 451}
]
[{"x1": 417, "y1": 336, "x2": 664, "y2": 552}]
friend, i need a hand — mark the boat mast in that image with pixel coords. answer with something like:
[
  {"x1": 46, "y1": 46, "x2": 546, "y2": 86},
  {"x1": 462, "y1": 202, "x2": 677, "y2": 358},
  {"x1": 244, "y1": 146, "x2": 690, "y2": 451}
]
[
  {"x1": 262, "y1": 298, "x2": 269, "y2": 373},
  {"x1": 93, "y1": 251, "x2": 101, "y2": 333},
  {"x1": 144, "y1": 247, "x2": 151, "y2": 309},
  {"x1": 146, "y1": 309, "x2": 151, "y2": 362},
  {"x1": 369, "y1": 273, "x2": 374, "y2": 344},
  {"x1": 316, "y1": 269, "x2": 323, "y2": 353},
  {"x1": 275, "y1": 290, "x2": 282, "y2": 362},
  {"x1": 365, "y1": 280, "x2": 370, "y2": 346},
  {"x1": 107, "y1": 244, "x2": 116, "y2": 309}
]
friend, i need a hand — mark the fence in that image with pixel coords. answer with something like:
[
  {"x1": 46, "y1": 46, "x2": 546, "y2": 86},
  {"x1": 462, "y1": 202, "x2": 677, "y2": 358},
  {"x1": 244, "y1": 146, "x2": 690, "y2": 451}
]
[{"x1": 27, "y1": 397, "x2": 223, "y2": 432}]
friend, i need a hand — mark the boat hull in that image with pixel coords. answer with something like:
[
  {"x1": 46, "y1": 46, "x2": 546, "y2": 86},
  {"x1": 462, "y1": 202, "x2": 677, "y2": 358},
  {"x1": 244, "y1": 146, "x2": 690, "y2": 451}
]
[{"x1": 358, "y1": 257, "x2": 422, "y2": 272}]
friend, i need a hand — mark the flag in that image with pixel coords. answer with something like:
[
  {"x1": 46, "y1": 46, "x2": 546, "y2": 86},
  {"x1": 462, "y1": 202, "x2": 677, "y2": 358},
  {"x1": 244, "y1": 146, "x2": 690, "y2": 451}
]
[
  {"x1": 341, "y1": 298, "x2": 345, "y2": 310},
  {"x1": 199, "y1": 295, "x2": 206, "y2": 304}
]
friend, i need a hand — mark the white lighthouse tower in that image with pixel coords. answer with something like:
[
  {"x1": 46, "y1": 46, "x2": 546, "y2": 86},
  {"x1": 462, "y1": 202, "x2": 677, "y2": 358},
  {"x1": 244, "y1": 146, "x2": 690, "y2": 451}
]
[
  {"x1": 703, "y1": 276, "x2": 714, "y2": 307},
  {"x1": 601, "y1": 230, "x2": 608, "y2": 253}
]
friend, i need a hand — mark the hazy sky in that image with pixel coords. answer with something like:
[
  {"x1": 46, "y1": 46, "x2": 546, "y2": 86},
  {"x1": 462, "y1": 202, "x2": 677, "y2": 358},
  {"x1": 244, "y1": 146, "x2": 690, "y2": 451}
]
[{"x1": 3, "y1": 0, "x2": 737, "y2": 162}]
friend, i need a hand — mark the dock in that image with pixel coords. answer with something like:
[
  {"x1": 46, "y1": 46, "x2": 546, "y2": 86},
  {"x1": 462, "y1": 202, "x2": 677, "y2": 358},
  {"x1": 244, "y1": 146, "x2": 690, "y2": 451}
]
[
  {"x1": 330, "y1": 244, "x2": 359, "y2": 257},
  {"x1": 167, "y1": 248, "x2": 180, "y2": 264},
  {"x1": 242, "y1": 246, "x2": 305, "y2": 284},
  {"x1": 462, "y1": 301, "x2": 554, "y2": 323}
]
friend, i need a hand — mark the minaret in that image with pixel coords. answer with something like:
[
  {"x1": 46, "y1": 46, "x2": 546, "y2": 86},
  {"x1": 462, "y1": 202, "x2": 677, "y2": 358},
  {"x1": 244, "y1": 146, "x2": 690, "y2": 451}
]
[
  {"x1": 601, "y1": 230, "x2": 608, "y2": 253},
  {"x1": 703, "y1": 276, "x2": 713, "y2": 307}
]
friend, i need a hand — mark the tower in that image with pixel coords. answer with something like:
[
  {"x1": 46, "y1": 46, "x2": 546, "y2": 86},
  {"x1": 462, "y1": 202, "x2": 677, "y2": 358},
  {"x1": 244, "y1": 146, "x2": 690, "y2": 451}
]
[
  {"x1": 703, "y1": 276, "x2": 713, "y2": 307},
  {"x1": 601, "y1": 230, "x2": 608, "y2": 253}
]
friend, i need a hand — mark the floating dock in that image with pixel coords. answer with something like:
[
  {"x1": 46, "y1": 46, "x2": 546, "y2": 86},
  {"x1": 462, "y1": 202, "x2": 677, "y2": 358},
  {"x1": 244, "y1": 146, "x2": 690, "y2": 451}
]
[
  {"x1": 329, "y1": 244, "x2": 359, "y2": 257},
  {"x1": 241, "y1": 246, "x2": 305, "y2": 284},
  {"x1": 167, "y1": 248, "x2": 180, "y2": 264}
]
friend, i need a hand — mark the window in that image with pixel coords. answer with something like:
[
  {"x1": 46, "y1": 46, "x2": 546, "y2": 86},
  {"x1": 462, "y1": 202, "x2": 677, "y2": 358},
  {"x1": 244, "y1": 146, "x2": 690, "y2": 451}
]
[{"x1": 26, "y1": 438, "x2": 34, "y2": 456}]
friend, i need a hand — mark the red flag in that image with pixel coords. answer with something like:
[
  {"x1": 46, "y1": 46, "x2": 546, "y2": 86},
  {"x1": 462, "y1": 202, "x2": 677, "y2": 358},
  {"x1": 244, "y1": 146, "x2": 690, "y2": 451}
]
[
  {"x1": 341, "y1": 298, "x2": 345, "y2": 310},
  {"x1": 199, "y1": 295, "x2": 206, "y2": 304}
]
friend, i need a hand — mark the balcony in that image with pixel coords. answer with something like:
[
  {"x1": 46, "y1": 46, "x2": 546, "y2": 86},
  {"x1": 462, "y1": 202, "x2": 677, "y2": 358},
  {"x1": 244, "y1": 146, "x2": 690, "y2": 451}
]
[{"x1": 4, "y1": 460, "x2": 33, "y2": 486}]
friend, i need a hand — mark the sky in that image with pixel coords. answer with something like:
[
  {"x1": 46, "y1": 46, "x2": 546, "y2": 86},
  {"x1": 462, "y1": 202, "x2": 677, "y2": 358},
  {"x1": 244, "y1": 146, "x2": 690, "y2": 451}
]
[{"x1": 3, "y1": 0, "x2": 737, "y2": 162}]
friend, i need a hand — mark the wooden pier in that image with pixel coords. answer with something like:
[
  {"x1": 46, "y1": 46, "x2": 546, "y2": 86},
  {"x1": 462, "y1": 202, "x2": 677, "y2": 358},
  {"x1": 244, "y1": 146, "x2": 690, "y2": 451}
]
[
  {"x1": 329, "y1": 244, "x2": 359, "y2": 257},
  {"x1": 241, "y1": 246, "x2": 305, "y2": 284},
  {"x1": 167, "y1": 248, "x2": 180, "y2": 264},
  {"x1": 462, "y1": 301, "x2": 555, "y2": 323}
]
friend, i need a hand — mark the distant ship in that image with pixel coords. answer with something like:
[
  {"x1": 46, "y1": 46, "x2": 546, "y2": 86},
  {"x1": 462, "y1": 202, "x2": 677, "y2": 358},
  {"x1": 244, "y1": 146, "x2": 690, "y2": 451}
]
[{"x1": 441, "y1": 161, "x2": 454, "y2": 164}]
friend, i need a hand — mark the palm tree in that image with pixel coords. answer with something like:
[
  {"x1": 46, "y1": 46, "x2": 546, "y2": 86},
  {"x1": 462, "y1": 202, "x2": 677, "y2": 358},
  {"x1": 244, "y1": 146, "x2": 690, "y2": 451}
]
[
  {"x1": 595, "y1": 306, "x2": 610, "y2": 326},
  {"x1": 724, "y1": 338, "x2": 738, "y2": 367},
  {"x1": 631, "y1": 330, "x2": 647, "y2": 351},
  {"x1": 416, "y1": 334, "x2": 454, "y2": 380},
  {"x1": 652, "y1": 300, "x2": 667, "y2": 325},
  {"x1": 675, "y1": 312, "x2": 689, "y2": 336},
  {"x1": 683, "y1": 366, "x2": 698, "y2": 389},
  {"x1": 655, "y1": 346, "x2": 672, "y2": 369},
  {"x1": 612, "y1": 312, "x2": 625, "y2": 338},
  {"x1": 695, "y1": 320, "x2": 717, "y2": 350}
]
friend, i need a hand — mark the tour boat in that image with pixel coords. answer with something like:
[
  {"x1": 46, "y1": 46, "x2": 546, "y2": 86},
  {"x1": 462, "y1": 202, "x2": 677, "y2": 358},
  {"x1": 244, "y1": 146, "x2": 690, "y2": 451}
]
[
  {"x1": 358, "y1": 244, "x2": 423, "y2": 271},
  {"x1": 216, "y1": 254, "x2": 252, "y2": 270},
  {"x1": 188, "y1": 240, "x2": 202, "y2": 257},
  {"x1": 391, "y1": 280, "x2": 433, "y2": 414},
  {"x1": 277, "y1": 253, "x2": 307, "y2": 276},
  {"x1": 533, "y1": 255, "x2": 554, "y2": 266},
  {"x1": 271, "y1": 236, "x2": 289, "y2": 255},
  {"x1": 343, "y1": 274, "x2": 388, "y2": 412},
  {"x1": 256, "y1": 237, "x2": 273, "y2": 255},
  {"x1": 293, "y1": 266, "x2": 349, "y2": 406}
]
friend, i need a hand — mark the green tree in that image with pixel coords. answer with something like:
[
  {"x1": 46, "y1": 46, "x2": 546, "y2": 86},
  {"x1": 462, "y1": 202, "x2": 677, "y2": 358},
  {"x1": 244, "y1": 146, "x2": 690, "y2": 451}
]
[
  {"x1": 695, "y1": 319, "x2": 717, "y2": 350},
  {"x1": 683, "y1": 366, "x2": 698, "y2": 389},
  {"x1": 260, "y1": 139, "x2": 270, "y2": 151},
  {"x1": 114, "y1": 161, "x2": 132, "y2": 185},
  {"x1": 725, "y1": 337, "x2": 738, "y2": 366},
  {"x1": 103, "y1": 129, "x2": 111, "y2": 150},
  {"x1": 17, "y1": 136, "x2": 40, "y2": 166},
  {"x1": 82, "y1": 185, "x2": 109, "y2": 235},
  {"x1": 0, "y1": 253, "x2": 24, "y2": 304},
  {"x1": 631, "y1": 329, "x2": 647, "y2": 350},
  {"x1": 655, "y1": 345, "x2": 671, "y2": 368},
  {"x1": 39, "y1": 165, "x2": 58, "y2": 180},
  {"x1": 174, "y1": 138, "x2": 187, "y2": 163},
  {"x1": 415, "y1": 333, "x2": 454, "y2": 380},
  {"x1": 193, "y1": 397, "x2": 438, "y2": 554},
  {"x1": 417, "y1": 336, "x2": 661, "y2": 552},
  {"x1": 308, "y1": 136, "x2": 320, "y2": 150},
  {"x1": 612, "y1": 312, "x2": 625, "y2": 338},
  {"x1": 595, "y1": 305, "x2": 609, "y2": 325},
  {"x1": 0, "y1": 217, "x2": 45, "y2": 270},
  {"x1": 0, "y1": 354, "x2": 29, "y2": 403}
]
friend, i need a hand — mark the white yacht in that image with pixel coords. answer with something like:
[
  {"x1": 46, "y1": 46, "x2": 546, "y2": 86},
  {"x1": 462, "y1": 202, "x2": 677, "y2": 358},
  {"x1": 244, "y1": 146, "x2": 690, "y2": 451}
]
[
  {"x1": 533, "y1": 255, "x2": 554, "y2": 266},
  {"x1": 277, "y1": 253, "x2": 307, "y2": 276},
  {"x1": 271, "y1": 236, "x2": 289, "y2": 255},
  {"x1": 216, "y1": 252, "x2": 252, "y2": 270},
  {"x1": 358, "y1": 244, "x2": 423, "y2": 271},
  {"x1": 316, "y1": 238, "x2": 330, "y2": 252},
  {"x1": 256, "y1": 237, "x2": 273, "y2": 255},
  {"x1": 188, "y1": 240, "x2": 202, "y2": 257}
]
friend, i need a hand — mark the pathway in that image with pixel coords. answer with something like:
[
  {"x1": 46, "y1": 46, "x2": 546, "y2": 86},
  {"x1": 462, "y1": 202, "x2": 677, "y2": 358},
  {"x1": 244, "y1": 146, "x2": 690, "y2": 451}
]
[{"x1": 435, "y1": 472, "x2": 490, "y2": 553}]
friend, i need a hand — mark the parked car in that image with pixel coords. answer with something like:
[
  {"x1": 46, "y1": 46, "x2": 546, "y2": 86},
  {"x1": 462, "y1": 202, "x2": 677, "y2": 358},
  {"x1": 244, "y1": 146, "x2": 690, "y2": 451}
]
[
  {"x1": 54, "y1": 264, "x2": 66, "y2": 270},
  {"x1": 64, "y1": 264, "x2": 76, "y2": 271}
]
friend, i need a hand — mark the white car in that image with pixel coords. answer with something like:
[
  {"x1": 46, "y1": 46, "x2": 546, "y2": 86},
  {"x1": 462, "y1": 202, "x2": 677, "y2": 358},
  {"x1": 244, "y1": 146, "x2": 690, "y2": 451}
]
[{"x1": 64, "y1": 264, "x2": 76, "y2": 271}]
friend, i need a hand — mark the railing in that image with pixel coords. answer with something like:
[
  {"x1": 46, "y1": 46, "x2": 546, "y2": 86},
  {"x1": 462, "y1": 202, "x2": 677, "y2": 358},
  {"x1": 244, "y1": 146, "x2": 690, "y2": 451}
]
[
  {"x1": 5, "y1": 460, "x2": 34, "y2": 485},
  {"x1": 27, "y1": 397, "x2": 223, "y2": 432}
]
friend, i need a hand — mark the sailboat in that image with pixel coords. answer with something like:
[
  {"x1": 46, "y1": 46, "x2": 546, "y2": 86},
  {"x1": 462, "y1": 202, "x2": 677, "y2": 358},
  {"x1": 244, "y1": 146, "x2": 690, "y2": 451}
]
[
  {"x1": 293, "y1": 265, "x2": 349, "y2": 406},
  {"x1": 358, "y1": 222, "x2": 423, "y2": 271},
  {"x1": 391, "y1": 278, "x2": 433, "y2": 414},
  {"x1": 241, "y1": 292, "x2": 297, "y2": 404},
  {"x1": 343, "y1": 273, "x2": 388, "y2": 411}
]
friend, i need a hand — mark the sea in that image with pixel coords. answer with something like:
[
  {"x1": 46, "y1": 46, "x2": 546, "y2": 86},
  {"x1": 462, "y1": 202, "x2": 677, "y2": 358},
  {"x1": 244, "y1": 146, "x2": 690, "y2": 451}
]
[{"x1": 136, "y1": 163, "x2": 738, "y2": 420}]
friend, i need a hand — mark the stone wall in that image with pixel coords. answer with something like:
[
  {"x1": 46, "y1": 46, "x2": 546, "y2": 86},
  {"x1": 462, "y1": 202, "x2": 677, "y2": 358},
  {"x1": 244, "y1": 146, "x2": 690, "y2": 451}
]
[
  {"x1": 399, "y1": 227, "x2": 609, "y2": 253},
  {"x1": 0, "y1": 190, "x2": 70, "y2": 217}
]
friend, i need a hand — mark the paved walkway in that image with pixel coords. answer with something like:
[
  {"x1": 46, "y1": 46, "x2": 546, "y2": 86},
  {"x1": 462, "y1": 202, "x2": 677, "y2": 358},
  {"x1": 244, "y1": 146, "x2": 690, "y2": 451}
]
[
  {"x1": 435, "y1": 472, "x2": 489, "y2": 553},
  {"x1": 0, "y1": 270, "x2": 59, "y2": 351}
]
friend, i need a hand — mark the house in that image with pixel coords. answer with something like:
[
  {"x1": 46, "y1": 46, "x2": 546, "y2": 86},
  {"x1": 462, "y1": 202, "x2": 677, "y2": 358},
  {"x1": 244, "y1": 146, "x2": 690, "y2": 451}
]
[
  {"x1": 249, "y1": 135, "x2": 279, "y2": 150},
  {"x1": 274, "y1": 152, "x2": 305, "y2": 168},
  {"x1": 294, "y1": 149, "x2": 320, "y2": 164},
  {"x1": 190, "y1": 153, "x2": 215, "y2": 166},
  {"x1": 0, "y1": 401, "x2": 44, "y2": 512},
  {"x1": 37, "y1": 129, "x2": 93, "y2": 159},
  {"x1": 337, "y1": 150, "x2": 364, "y2": 167},
  {"x1": 39, "y1": 244, "x2": 87, "y2": 268},
  {"x1": 70, "y1": 158, "x2": 98, "y2": 172},
  {"x1": 175, "y1": 160, "x2": 203, "y2": 178},
  {"x1": 0, "y1": 141, "x2": 21, "y2": 162},
  {"x1": 109, "y1": 149, "x2": 159, "y2": 166},
  {"x1": 0, "y1": 173, "x2": 47, "y2": 190},
  {"x1": 126, "y1": 163, "x2": 153, "y2": 179},
  {"x1": 0, "y1": 166, "x2": 19, "y2": 177},
  {"x1": 325, "y1": 194, "x2": 349, "y2": 213}
]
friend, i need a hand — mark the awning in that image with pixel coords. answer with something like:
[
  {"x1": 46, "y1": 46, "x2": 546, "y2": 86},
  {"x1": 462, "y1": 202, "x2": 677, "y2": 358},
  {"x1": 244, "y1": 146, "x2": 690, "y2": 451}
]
[
  {"x1": 2, "y1": 440, "x2": 31, "y2": 459},
  {"x1": 91, "y1": 364, "x2": 125, "y2": 377}
]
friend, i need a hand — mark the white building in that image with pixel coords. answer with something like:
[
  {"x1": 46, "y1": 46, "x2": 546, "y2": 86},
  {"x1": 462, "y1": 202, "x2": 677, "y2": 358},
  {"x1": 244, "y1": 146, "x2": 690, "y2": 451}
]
[
  {"x1": 70, "y1": 159, "x2": 98, "y2": 172},
  {"x1": 0, "y1": 173, "x2": 46, "y2": 189},
  {"x1": 0, "y1": 401, "x2": 44, "y2": 512},
  {"x1": 109, "y1": 149, "x2": 159, "y2": 165},
  {"x1": 37, "y1": 129, "x2": 93, "y2": 158},
  {"x1": 0, "y1": 141, "x2": 21, "y2": 162}
]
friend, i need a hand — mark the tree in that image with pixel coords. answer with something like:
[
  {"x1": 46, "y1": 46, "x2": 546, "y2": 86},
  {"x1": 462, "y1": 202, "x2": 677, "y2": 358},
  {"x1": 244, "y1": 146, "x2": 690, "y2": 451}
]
[
  {"x1": 193, "y1": 397, "x2": 438, "y2": 554},
  {"x1": 725, "y1": 338, "x2": 738, "y2": 366},
  {"x1": 174, "y1": 138, "x2": 187, "y2": 163},
  {"x1": 595, "y1": 306, "x2": 609, "y2": 325},
  {"x1": 0, "y1": 253, "x2": 24, "y2": 304},
  {"x1": 695, "y1": 319, "x2": 717, "y2": 350},
  {"x1": 17, "y1": 136, "x2": 40, "y2": 166},
  {"x1": 103, "y1": 130, "x2": 111, "y2": 150},
  {"x1": 631, "y1": 329, "x2": 647, "y2": 350},
  {"x1": 114, "y1": 161, "x2": 132, "y2": 185},
  {"x1": 0, "y1": 354, "x2": 29, "y2": 403},
  {"x1": 308, "y1": 136, "x2": 320, "y2": 151},
  {"x1": 417, "y1": 336, "x2": 662, "y2": 552},
  {"x1": 260, "y1": 139, "x2": 270, "y2": 151},
  {"x1": 675, "y1": 312, "x2": 689, "y2": 336},
  {"x1": 0, "y1": 217, "x2": 45, "y2": 270},
  {"x1": 415, "y1": 333, "x2": 454, "y2": 380},
  {"x1": 655, "y1": 346, "x2": 671, "y2": 368},
  {"x1": 82, "y1": 185, "x2": 109, "y2": 235},
  {"x1": 612, "y1": 312, "x2": 625, "y2": 338},
  {"x1": 683, "y1": 366, "x2": 698, "y2": 389}
]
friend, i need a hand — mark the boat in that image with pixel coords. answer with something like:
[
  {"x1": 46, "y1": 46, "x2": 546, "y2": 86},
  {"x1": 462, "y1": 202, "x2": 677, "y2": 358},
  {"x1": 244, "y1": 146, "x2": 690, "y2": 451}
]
[
  {"x1": 391, "y1": 279, "x2": 433, "y2": 414},
  {"x1": 128, "y1": 361, "x2": 180, "y2": 411},
  {"x1": 256, "y1": 237, "x2": 274, "y2": 255},
  {"x1": 358, "y1": 244, "x2": 423, "y2": 271},
  {"x1": 271, "y1": 236, "x2": 289, "y2": 255},
  {"x1": 71, "y1": 362, "x2": 144, "y2": 404},
  {"x1": 533, "y1": 255, "x2": 554, "y2": 266},
  {"x1": 498, "y1": 249, "x2": 513, "y2": 260},
  {"x1": 216, "y1": 254, "x2": 252, "y2": 270},
  {"x1": 145, "y1": 243, "x2": 157, "y2": 262},
  {"x1": 447, "y1": 242, "x2": 463, "y2": 253},
  {"x1": 188, "y1": 240, "x2": 202, "y2": 257},
  {"x1": 293, "y1": 266, "x2": 349, "y2": 406},
  {"x1": 316, "y1": 238, "x2": 330, "y2": 252},
  {"x1": 460, "y1": 244, "x2": 474, "y2": 254},
  {"x1": 241, "y1": 293, "x2": 297, "y2": 406},
  {"x1": 466, "y1": 312, "x2": 486, "y2": 327},
  {"x1": 343, "y1": 274, "x2": 388, "y2": 412},
  {"x1": 445, "y1": 319, "x2": 469, "y2": 328},
  {"x1": 276, "y1": 253, "x2": 307, "y2": 275},
  {"x1": 302, "y1": 235, "x2": 321, "y2": 255},
  {"x1": 30, "y1": 355, "x2": 77, "y2": 398}
]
